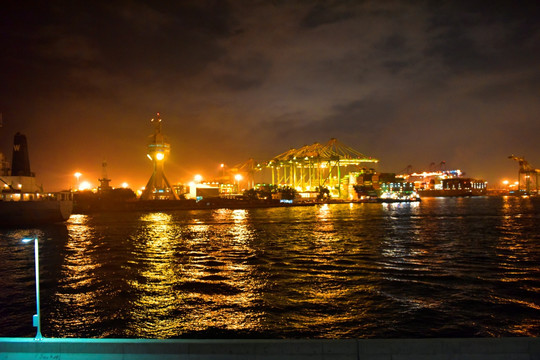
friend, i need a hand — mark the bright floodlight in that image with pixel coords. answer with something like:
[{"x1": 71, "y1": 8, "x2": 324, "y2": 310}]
[
  {"x1": 122, "y1": 182, "x2": 129, "y2": 188},
  {"x1": 156, "y1": 152, "x2": 165, "y2": 161},
  {"x1": 194, "y1": 174, "x2": 203, "y2": 182},
  {"x1": 79, "y1": 181, "x2": 92, "y2": 191},
  {"x1": 234, "y1": 174, "x2": 243, "y2": 181}
]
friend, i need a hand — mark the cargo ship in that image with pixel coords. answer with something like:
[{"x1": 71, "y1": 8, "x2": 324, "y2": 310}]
[
  {"x1": 399, "y1": 170, "x2": 487, "y2": 198},
  {"x1": 0, "y1": 132, "x2": 73, "y2": 226}
]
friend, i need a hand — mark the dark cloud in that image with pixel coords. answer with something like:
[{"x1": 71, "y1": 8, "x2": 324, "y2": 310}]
[
  {"x1": 425, "y1": 2, "x2": 540, "y2": 74},
  {"x1": 300, "y1": 2, "x2": 357, "y2": 28},
  {"x1": 212, "y1": 53, "x2": 272, "y2": 90}
]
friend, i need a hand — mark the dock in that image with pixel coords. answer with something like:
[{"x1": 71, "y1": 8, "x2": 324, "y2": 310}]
[{"x1": 1, "y1": 337, "x2": 538, "y2": 359}]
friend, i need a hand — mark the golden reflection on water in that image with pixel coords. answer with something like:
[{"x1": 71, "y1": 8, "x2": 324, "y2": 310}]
[
  {"x1": 52, "y1": 214, "x2": 101, "y2": 331},
  {"x1": 495, "y1": 197, "x2": 540, "y2": 335},
  {"x1": 281, "y1": 203, "x2": 370, "y2": 333},
  {"x1": 314, "y1": 204, "x2": 335, "y2": 242},
  {"x1": 127, "y1": 210, "x2": 263, "y2": 337},
  {"x1": 179, "y1": 208, "x2": 262, "y2": 332},
  {"x1": 127, "y1": 212, "x2": 182, "y2": 337},
  {"x1": 229, "y1": 209, "x2": 250, "y2": 245}
]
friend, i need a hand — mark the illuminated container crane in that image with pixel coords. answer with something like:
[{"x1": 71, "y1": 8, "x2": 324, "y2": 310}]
[
  {"x1": 508, "y1": 155, "x2": 540, "y2": 195},
  {"x1": 141, "y1": 113, "x2": 179, "y2": 200},
  {"x1": 265, "y1": 138, "x2": 378, "y2": 198}
]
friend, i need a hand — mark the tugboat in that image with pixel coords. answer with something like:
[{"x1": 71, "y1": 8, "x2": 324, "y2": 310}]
[{"x1": 0, "y1": 132, "x2": 73, "y2": 226}]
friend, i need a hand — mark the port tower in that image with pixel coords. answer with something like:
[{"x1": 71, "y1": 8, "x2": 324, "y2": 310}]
[
  {"x1": 98, "y1": 160, "x2": 112, "y2": 193},
  {"x1": 508, "y1": 155, "x2": 540, "y2": 195},
  {"x1": 141, "y1": 113, "x2": 179, "y2": 200}
]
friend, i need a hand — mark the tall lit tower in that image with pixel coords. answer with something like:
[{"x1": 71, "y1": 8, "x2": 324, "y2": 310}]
[
  {"x1": 98, "y1": 160, "x2": 112, "y2": 193},
  {"x1": 141, "y1": 113, "x2": 179, "y2": 200}
]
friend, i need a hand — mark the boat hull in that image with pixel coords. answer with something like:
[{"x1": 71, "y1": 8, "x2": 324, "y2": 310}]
[
  {"x1": 0, "y1": 199, "x2": 73, "y2": 227},
  {"x1": 417, "y1": 189, "x2": 486, "y2": 197}
]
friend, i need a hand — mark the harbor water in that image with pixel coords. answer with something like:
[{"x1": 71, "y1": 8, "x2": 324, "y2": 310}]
[{"x1": 0, "y1": 196, "x2": 538, "y2": 339}]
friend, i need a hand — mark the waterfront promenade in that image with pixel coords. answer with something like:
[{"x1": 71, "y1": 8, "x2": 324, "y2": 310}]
[{"x1": 1, "y1": 337, "x2": 539, "y2": 359}]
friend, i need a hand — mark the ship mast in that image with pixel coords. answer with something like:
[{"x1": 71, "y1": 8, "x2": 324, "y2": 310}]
[{"x1": 98, "y1": 160, "x2": 112, "y2": 193}]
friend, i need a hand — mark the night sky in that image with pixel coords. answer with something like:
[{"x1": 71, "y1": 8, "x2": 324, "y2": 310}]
[{"x1": 1, "y1": 1, "x2": 539, "y2": 191}]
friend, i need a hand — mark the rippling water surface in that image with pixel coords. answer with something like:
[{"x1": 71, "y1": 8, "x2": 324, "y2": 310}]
[{"x1": 0, "y1": 197, "x2": 538, "y2": 338}]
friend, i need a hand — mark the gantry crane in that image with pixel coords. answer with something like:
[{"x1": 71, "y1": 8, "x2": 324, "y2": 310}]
[{"x1": 508, "y1": 155, "x2": 540, "y2": 195}]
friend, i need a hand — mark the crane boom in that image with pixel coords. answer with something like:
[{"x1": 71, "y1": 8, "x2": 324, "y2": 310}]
[
  {"x1": 508, "y1": 155, "x2": 540, "y2": 194},
  {"x1": 508, "y1": 155, "x2": 540, "y2": 172}
]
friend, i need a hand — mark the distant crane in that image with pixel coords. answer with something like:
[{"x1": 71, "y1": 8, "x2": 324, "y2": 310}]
[
  {"x1": 398, "y1": 165, "x2": 413, "y2": 175},
  {"x1": 508, "y1": 155, "x2": 540, "y2": 194},
  {"x1": 428, "y1": 161, "x2": 446, "y2": 172},
  {"x1": 439, "y1": 161, "x2": 446, "y2": 171}
]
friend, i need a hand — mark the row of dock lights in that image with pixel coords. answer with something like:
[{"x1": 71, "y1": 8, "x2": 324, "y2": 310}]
[
  {"x1": 73, "y1": 172, "x2": 129, "y2": 191},
  {"x1": 501, "y1": 180, "x2": 519, "y2": 188},
  {"x1": 191, "y1": 173, "x2": 243, "y2": 191},
  {"x1": 193, "y1": 173, "x2": 243, "y2": 182},
  {"x1": 72, "y1": 168, "x2": 247, "y2": 194}
]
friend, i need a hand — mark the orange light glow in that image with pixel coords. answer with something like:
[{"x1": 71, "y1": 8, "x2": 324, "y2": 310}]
[{"x1": 79, "y1": 181, "x2": 92, "y2": 191}]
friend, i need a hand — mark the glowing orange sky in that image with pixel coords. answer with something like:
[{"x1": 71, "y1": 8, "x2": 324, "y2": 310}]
[{"x1": 1, "y1": 2, "x2": 539, "y2": 191}]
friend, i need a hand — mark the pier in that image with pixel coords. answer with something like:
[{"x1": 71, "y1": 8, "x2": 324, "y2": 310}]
[{"x1": 1, "y1": 337, "x2": 538, "y2": 359}]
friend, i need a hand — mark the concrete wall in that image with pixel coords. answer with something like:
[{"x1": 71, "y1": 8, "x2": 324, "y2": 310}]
[{"x1": 0, "y1": 337, "x2": 538, "y2": 360}]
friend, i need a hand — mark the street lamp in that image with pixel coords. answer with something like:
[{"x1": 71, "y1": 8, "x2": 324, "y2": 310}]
[
  {"x1": 22, "y1": 236, "x2": 42, "y2": 340},
  {"x1": 74, "y1": 172, "x2": 82, "y2": 191},
  {"x1": 234, "y1": 174, "x2": 243, "y2": 193}
]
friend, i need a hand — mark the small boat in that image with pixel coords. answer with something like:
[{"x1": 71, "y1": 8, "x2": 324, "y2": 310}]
[
  {"x1": 0, "y1": 132, "x2": 73, "y2": 227},
  {"x1": 376, "y1": 190, "x2": 421, "y2": 203},
  {"x1": 376, "y1": 197, "x2": 421, "y2": 203}
]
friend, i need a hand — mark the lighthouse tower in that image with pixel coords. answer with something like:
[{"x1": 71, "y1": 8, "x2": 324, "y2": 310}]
[{"x1": 140, "y1": 113, "x2": 179, "y2": 200}]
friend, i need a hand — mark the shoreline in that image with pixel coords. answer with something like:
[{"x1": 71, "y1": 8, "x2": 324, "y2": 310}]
[
  {"x1": 72, "y1": 194, "x2": 537, "y2": 215},
  {"x1": 72, "y1": 197, "x2": 417, "y2": 214}
]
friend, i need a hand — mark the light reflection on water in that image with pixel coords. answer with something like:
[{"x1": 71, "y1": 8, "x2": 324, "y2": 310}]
[
  {"x1": 0, "y1": 197, "x2": 538, "y2": 338},
  {"x1": 127, "y1": 212, "x2": 179, "y2": 337},
  {"x1": 124, "y1": 209, "x2": 264, "y2": 337},
  {"x1": 50, "y1": 214, "x2": 104, "y2": 334}
]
